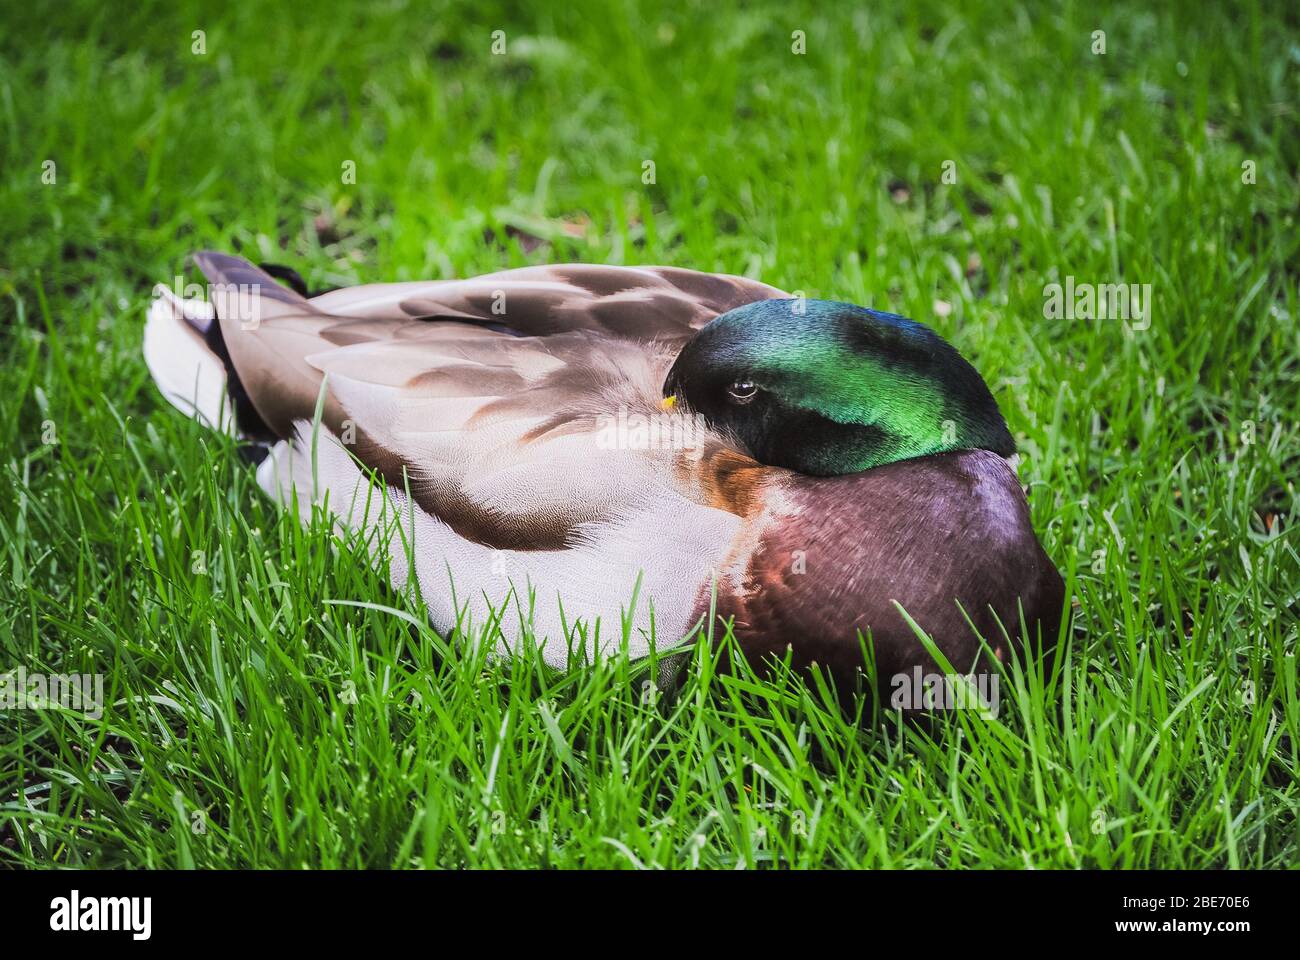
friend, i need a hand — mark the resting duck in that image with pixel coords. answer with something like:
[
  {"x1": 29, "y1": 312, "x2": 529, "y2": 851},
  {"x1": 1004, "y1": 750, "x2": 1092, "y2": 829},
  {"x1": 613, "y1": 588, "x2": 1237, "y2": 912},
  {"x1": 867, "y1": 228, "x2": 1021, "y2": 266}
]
[{"x1": 145, "y1": 253, "x2": 1063, "y2": 693}]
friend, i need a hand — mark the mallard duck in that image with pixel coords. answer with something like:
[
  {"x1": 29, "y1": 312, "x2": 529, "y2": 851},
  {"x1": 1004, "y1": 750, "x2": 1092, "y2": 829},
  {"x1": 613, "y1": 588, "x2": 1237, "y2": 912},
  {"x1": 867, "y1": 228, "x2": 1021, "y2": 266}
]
[{"x1": 145, "y1": 252, "x2": 1063, "y2": 693}]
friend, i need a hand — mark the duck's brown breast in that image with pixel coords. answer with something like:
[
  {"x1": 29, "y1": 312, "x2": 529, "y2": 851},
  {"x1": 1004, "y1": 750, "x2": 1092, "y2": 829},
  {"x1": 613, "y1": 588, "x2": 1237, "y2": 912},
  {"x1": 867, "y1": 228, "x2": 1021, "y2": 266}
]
[{"x1": 699, "y1": 449, "x2": 1065, "y2": 695}]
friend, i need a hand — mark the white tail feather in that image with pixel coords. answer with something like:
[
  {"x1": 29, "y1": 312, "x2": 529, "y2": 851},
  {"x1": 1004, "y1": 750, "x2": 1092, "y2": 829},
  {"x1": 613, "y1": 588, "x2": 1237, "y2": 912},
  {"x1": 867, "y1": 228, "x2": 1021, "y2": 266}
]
[{"x1": 143, "y1": 286, "x2": 235, "y2": 434}]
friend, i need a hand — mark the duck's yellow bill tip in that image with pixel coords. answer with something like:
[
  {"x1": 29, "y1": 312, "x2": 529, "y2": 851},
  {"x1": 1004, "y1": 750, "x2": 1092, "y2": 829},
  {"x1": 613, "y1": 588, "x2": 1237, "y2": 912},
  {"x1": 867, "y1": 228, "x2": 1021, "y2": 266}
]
[{"x1": 660, "y1": 395, "x2": 677, "y2": 411}]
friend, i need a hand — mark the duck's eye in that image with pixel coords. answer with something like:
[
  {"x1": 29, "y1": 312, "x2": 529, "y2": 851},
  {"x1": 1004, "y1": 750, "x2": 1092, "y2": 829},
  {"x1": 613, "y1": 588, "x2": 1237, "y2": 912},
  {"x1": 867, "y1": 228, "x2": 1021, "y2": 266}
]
[{"x1": 726, "y1": 380, "x2": 759, "y2": 404}]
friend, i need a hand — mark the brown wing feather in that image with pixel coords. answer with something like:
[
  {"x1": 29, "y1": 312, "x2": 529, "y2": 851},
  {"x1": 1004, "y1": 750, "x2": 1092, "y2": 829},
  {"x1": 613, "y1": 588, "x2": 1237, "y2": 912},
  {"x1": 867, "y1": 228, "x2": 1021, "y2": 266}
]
[
  {"x1": 192, "y1": 253, "x2": 785, "y2": 549},
  {"x1": 308, "y1": 262, "x2": 787, "y2": 339}
]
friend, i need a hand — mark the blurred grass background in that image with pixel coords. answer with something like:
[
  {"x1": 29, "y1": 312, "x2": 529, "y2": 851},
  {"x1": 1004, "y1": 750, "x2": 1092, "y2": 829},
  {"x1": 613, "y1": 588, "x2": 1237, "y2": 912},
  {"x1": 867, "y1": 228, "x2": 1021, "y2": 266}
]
[{"x1": 0, "y1": 0, "x2": 1297, "y2": 867}]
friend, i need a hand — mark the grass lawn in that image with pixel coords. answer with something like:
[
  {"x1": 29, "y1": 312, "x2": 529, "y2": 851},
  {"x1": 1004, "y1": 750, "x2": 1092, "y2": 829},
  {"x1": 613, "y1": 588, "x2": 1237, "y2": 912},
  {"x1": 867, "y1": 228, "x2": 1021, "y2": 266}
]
[{"x1": 1, "y1": 0, "x2": 1297, "y2": 868}]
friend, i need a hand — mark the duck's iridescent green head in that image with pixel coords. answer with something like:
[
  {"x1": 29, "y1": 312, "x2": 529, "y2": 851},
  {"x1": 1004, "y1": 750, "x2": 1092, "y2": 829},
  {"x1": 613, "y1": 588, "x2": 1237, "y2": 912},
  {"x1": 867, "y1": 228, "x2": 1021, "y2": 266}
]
[{"x1": 663, "y1": 299, "x2": 1014, "y2": 476}]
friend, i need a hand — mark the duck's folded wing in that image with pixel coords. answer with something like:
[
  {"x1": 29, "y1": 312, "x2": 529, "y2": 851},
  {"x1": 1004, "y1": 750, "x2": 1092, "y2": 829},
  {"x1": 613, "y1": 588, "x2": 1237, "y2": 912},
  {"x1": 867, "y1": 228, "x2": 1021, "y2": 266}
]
[
  {"x1": 307, "y1": 262, "x2": 789, "y2": 339},
  {"x1": 194, "y1": 253, "x2": 775, "y2": 549},
  {"x1": 197, "y1": 253, "x2": 787, "y2": 435}
]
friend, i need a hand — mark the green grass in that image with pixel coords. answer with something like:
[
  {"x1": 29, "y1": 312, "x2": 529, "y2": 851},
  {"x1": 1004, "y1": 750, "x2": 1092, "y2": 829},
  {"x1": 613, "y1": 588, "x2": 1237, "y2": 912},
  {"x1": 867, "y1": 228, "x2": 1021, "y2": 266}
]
[{"x1": 1, "y1": 0, "x2": 1298, "y2": 868}]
